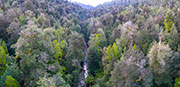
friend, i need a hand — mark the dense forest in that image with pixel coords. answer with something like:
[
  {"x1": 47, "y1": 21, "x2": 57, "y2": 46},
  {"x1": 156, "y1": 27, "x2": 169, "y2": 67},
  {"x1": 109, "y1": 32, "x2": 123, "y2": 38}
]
[{"x1": 1, "y1": 0, "x2": 180, "y2": 87}]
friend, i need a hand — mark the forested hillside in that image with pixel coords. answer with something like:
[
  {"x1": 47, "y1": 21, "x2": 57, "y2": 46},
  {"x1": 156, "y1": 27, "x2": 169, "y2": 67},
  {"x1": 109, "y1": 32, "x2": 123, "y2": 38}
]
[{"x1": 1, "y1": 0, "x2": 180, "y2": 87}]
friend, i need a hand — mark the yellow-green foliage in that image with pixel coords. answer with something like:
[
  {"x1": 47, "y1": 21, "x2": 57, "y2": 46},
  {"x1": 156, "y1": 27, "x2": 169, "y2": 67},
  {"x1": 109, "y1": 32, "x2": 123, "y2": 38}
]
[
  {"x1": 163, "y1": 10, "x2": 174, "y2": 32},
  {"x1": 0, "y1": 8, "x2": 3, "y2": 12},
  {"x1": 55, "y1": 28, "x2": 65, "y2": 41},
  {"x1": 95, "y1": 33, "x2": 101, "y2": 46},
  {"x1": 5, "y1": 1, "x2": 10, "y2": 9},
  {"x1": 4, "y1": 76, "x2": 20, "y2": 87},
  {"x1": 89, "y1": 28, "x2": 107, "y2": 48},
  {"x1": 118, "y1": 9, "x2": 128, "y2": 17},
  {"x1": 174, "y1": 78, "x2": 180, "y2": 87},
  {"x1": 36, "y1": 76, "x2": 56, "y2": 87},
  {"x1": 52, "y1": 40, "x2": 65, "y2": 63},
  {"x1": 132, "y1": 44, "x2": 137, "y2": 50},
  {"x1": 106, "y1": 43, "x2": 121, "y2": 61},
  {"x1": 2, "y1": 41, "x2": 8, "y2": 54},
  {"x1": 0, "y1": 46, "x2": 6, "y2": 75},
  {"x1": 19, "y1": 15, "x2": 25, "y2": 26}
]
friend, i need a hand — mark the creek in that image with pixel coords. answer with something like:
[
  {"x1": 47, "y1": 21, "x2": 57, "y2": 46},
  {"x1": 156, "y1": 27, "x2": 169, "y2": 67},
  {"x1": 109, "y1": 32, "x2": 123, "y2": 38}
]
[{"x1": 78, "y1": 50, "x2": 88, "y2": 87}]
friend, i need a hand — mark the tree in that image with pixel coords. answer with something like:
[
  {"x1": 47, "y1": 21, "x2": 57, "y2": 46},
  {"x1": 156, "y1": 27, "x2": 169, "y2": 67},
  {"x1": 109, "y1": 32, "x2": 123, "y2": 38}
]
[
  {"x1": 65, "y1": 32, "x2": 86, "y2": 72},
  {"x1": 88, "y1": 28, "x2": 107, "y2": 76},
  {"x1": 70, "y1": 24, "x2": 82, "y2": 33},
  {"x1": 88, "y1": 28, "x2": 107, "y2": 48},
  {"x1": 1, "y1": 41, "x2": 8, "y2": 54},
  {"x1": 109, "y1": 27, "x2": 121, "y2": 44},
  {"x1": 102, "y1": 41, "x2": 126, "y2": 76},
  {"x1": 37, "y1": 76, "x2": 56, "y2": 87},
  {"x1": 0, "y1": 45, "x2": 6, "y2": 76},
  {"x1": 19, "y1": 15, "x2": 26, "y2": 26},
  {"x1": 55, "y1": 72, "x2": 71, "y2": 87},
  {"x1": 174, "y1": 78, "x2": 180, "y2": 87},
  {"x1": 110, "y1": 49, "x2": 153, "y2": 87},
  {"x1": 52, "y1": 40, "x2": 66, "y2": 64},
  {"x1": 14, "y1": 25, "x2": 61, "y2": 87},
  {"x1": 64, "y1": 32, "x2": 86, "y2": 86},
  {"x1": 4, "y1": 76, "x2": 20, "y2": 87},
  {"x1": 120, "y1": 21, "x2": 137, "y2": 47},
  {"x1": 148, "y1": 42, "x2": 180, "y2": 87},
  {"x1": 0, "y1": 56, "x2": 20, "y2": 87},
  {"x1": 7, "y1": 21, "x2": 21, "y2": 46},
  {"x1": 163, "y1": 10, "x2": 174, "y2": 32},
  {"x1": 92, "y1": 41, "x2": 126, "y2": 87},
  {"x1": 37, "y1": 13, "x2": 51, "y2": 28},
  {"x1": 162, "y1": 10, "x2": 179, "y2": 51},
  {"x1": 87, "y1": 44, "x2": 102, "y2": 76}
]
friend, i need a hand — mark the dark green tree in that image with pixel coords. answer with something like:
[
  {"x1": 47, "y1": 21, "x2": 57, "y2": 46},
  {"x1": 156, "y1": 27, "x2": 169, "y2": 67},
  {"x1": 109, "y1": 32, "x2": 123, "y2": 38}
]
[
  {"x1": 65, "y1": 32, "x2": 86, "y2": 86},
  {"x1": 87, "y1": 28, "x2": 107, "y2": 76}
]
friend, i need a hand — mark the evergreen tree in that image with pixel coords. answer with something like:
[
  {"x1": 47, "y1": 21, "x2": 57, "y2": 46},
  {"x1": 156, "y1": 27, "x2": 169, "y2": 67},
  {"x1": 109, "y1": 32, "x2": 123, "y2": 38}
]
[
  {"x1": 148, "y1": 42, "x2": 180, "y2": 87},
  {"x1": 14, "y1": 25, "x2": 61, "y2": 86},
  {"x1": 110, "y1": 49, "x2": 153, "y2": 87}
]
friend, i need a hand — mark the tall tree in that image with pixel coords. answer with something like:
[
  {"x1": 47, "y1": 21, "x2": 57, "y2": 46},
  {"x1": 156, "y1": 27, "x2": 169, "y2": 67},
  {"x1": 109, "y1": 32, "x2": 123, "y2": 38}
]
[
  {"x1": 14, "y1": 25, "x2": 61, "y2": 87},
  {"x1": 148, "y1": 42, "x2": 180, "y2": 87},
  {"x1": 88, "y1": 28, "x2": 107, "y2": 76}
]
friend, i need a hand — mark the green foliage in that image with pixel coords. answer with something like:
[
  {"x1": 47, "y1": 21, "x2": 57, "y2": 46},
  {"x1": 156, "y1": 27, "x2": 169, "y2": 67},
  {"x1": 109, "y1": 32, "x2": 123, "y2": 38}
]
[
  {"x1": 118, "y1": 9, "x2": 128, "y2": 17},
  {"x1": 37, "y1": 13, "x2": 50, "y2": 28},
  {"x1": 70, "y1": 24, "x2": 82, "y2": 33},
  {"x1": 132, "y1": 44, "x2": 137, "y2": 50},
  {"x1": 65, "y1": 32, "x2": 86, "y2": 72},
  {"x1": 0, "y1": 8, "x2": 3, "y2": 12},
  {"x1": 14, "y1": 25, "x2": 61, "y2": 86},
  {"x1": 52, "y1": 40, "x2": 65, "y2": 63},
  {"x1": 71, "y1": 70, "x2": 80, "y2": 87},
  {"x1": 72, "y1": 18, "x2": 79, "y2": 25},
  {"x1": 2, "y1": 41, "x2": 8, "y2": 54},
  {"x1": 88, "y1": 45, "x2": 102, "y2": 76},
  {"x1": 163, "y1": 24, "x2": 179, "y2": 51},
  {"x1": 106, "y1": 43, "x2": 120, "y2": 60},
  {"x1": 64, "y1": 32, "x2": 86, "y2": 86},
  {"x1": 4, "y1": 76, "x2": 20, "y2": 87},
  {"x1": 36, "y1": 72, "x2": 70, "y2": 87},
  {"x1": 1, "y1": 0, "x2": 180, "y2": 87},
  {"x1": 19, "y1": 15, "x2": 25, "y2": 26},
  {"x1": 85, "y1": 75, "x2": 96, "y2": 86},
  {"x1": 55, "y1": 28, "x2": 66, "y2": 42},
  {"x1": 148, "y1": 42, "x2": 180, "y2": 87},
  {"x1": 110, "y1": 49, "x2": 153, "y2": 87},
  {"x1": 5, "y1": 1, "x2": 10, "y2": 9},
  {"x1": 174, "y1": 78, "x2": 180, "y2": 87},
  {"x1": 0, "y1": 56, "x2": 20, "y2": 87},
  {"x1": 110, "y1": 50, "x2": 152, "y2": 87},
  {"x1": 163, "y1": 10, "x2": 174, "y2": 32},
  {"x1": 37, "y1": 76, "x2": 56, "y2": 87},
  {"x1": 0, "y1": 46, "x2": 6, "y2": 75},
  {"x1": 55, "y1": 72, "x2": 70, "y2": 87},
  {"x1": 89, "y1": 28, "x2": 107, "y2": 48},
  {"x1": 104, "y1": 42, "x2": 126, "y2": 67},
  {"x1": 136, "y1": 30, "x2": 156, "y2": 55},
  {"x1": 120, "y1": 21, "x2": 137, "y2": 48},
  {"x1": 87, "y1": 29, "x2": 107, "y2": 76},
  {"x1": 162, "y1": 10, "x2": 179, "y2": 51}
]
